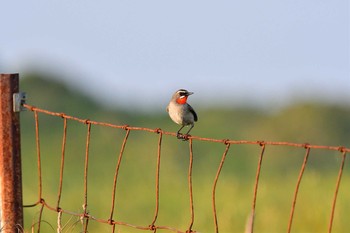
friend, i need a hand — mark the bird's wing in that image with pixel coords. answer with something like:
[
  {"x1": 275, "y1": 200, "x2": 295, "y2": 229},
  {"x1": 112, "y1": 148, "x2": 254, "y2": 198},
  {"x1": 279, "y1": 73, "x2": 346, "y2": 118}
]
[{"x1": 188, "y1": 104, "x2": 198, "y2": 122}]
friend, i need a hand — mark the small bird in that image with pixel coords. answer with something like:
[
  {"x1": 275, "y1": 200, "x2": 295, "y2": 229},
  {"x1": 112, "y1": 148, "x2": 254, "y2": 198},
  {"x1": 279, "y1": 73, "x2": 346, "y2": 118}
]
[{"x1": 167, "y1": 89, "x2": 198, "y2": 139}]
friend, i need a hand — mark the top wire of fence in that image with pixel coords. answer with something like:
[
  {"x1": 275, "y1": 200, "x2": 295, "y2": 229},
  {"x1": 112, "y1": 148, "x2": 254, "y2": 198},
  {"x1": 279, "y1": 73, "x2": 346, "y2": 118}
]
[{"x1": 21, "y1": 103, "x2": 348, "y2": 233}]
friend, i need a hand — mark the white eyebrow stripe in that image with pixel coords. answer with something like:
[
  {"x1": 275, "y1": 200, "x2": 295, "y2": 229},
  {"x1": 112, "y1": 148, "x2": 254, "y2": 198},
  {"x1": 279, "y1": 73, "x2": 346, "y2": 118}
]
[{"x1": 177, "y1": 90, "x2": 187, "y2": 94}]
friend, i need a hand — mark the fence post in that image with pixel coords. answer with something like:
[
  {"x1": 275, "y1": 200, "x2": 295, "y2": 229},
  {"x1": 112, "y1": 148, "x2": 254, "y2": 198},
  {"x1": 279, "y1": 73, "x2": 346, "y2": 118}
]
[{"x1": 0, "y1": 74, "x2": 24, "y2": 232}]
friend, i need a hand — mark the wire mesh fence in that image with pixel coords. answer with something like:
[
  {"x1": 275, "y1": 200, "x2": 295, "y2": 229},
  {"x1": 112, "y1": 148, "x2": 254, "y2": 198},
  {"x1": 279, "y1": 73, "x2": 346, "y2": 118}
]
[{"x1": 19, "y1": 103, "x2": 349, "y2": 233}]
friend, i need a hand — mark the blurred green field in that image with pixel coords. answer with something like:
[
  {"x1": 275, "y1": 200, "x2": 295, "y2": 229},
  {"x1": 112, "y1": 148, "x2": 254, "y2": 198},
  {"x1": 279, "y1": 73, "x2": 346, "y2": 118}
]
[{"x1": 20, "y1": 75, "x2": 350, "y2": 232}]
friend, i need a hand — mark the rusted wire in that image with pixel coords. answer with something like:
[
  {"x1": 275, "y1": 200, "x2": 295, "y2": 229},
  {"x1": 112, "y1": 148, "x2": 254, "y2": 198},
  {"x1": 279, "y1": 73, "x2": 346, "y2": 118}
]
[
  {"x1": 150, "y1": 131, "x2": 163, "y2": 230},
  {"x1": 250, "y1": 143, "x2": 266, "y2": 233},
  {"x1": 21, "y1": 110, "x2": 43, "y2": 211},
  {"x1": 187, "y1": 138, "x2": 195, "y2": 233},
  {"x1": 37, "y1": 201, "x2": 45, "y2": 233},
  {"x1": 21, "y1": 104, "x2": 350, "y2": 233},
  {"x1": 82, "y1": 122, "x2": 92, "y2": 232},
  {"x1": 328, "y1": 150, "x2": 347, "y2": 233},
  {"x1": 22, "y1": 104, "x2": 350, "y2": 153},
  {"x1": 287, "y1": 146, "x2": 311, "y2": 233},
  {"x1": 34, "y1": 110, "x2": 43, "y2": 201},
  {"x1": 212, "y1": 143, "x2": 231, "y2": 233},
  {"x1": 109, "y1": 129, "x2": 131, "y2": 222},
  {"x1": 56, "y1": 117, "x2": 67, "y2": 210},
  {"x1": 57, "y1": 210, "x2": 62, "y2": 233}
]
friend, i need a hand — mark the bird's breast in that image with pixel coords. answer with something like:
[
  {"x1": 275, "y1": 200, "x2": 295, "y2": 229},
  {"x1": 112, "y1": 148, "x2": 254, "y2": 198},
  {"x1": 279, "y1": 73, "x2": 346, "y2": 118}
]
[{"x1": 167, "y1": 102, "x2": 194, "y2": 126}]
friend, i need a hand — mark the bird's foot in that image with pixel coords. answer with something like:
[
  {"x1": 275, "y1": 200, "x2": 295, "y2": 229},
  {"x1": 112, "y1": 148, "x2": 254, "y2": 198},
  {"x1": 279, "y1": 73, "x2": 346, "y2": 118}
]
[
  {"x1": 177, "y1": 132, "x2": 191, "y2": 141},
  {"x1": 182, "y1": 134, "x2": 191, "y2": 141}
]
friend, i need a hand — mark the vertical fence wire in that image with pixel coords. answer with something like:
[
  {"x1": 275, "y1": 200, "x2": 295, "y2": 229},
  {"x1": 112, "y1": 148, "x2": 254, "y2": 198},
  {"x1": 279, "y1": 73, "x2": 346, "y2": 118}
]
[
  {"x1": 57, "y1": 210, "x2": 63, "y2": 233},
  {"x1": 328, "y1": 150, "x2": 347, "y2": 233},
  {"x1": 149, "y1": 131, "x2": 163, "y2": 232},
  {"x1": 212, "y1": 142, "x2": 231, "y2": 233},
  {"x1": 109, "y1": 128, "x2": 131, "y2": 223},
  {"x1": 287, "y1": 146, "x2": 311, "y2": 233},
  {"x1": 82, "y1": 121, "x2": 92, "y2": 232},
  {"x1": 187, "y1": 139, "x2": 195, "y2": 233},
  {"x1": 56, "y1": 117, "x2": 67, "y2": 210},
  {"x1": 249, "y1": 143, "x2": 266, "y2": 233},
  {"x1": 34, "y1": 110, "x2": 44, "y2": 233},
  {"x1": 34, "y1": 111, "x2": 43, "y2": 202},
  {"x1": 36, "y1": 201, "x2": 45, "y2": 233}
]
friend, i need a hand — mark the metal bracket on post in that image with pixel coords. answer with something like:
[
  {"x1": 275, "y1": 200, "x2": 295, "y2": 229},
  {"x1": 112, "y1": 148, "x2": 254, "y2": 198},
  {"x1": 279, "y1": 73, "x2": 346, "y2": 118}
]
[{"x1": 13, "y1": 92, "x2": 27, "y2": 112}]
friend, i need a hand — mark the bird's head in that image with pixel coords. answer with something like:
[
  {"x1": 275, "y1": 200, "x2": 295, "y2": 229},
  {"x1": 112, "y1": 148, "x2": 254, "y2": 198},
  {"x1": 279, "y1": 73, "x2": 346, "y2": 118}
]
[{"x1": 173, "y1": 89, "x2": 194, "y2": 104}]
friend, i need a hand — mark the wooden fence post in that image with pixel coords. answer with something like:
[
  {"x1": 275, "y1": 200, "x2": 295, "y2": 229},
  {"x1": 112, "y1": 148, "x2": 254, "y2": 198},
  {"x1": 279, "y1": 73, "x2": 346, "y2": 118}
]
[{"x1": 0, "y1": 74, "x2": 24, "y2": 232}]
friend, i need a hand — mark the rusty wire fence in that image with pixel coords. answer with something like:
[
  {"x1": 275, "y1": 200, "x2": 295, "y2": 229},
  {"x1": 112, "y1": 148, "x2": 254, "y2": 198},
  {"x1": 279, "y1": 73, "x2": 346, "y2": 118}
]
[{"x1": 17, "y1": 103, "x2": 349, "y2": 233}]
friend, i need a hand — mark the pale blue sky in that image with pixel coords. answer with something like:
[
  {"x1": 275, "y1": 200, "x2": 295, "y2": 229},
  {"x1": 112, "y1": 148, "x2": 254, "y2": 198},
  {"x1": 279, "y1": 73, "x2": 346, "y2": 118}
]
[{"x1": 1, "y1": 1, "x2": 349, "y2": 110}]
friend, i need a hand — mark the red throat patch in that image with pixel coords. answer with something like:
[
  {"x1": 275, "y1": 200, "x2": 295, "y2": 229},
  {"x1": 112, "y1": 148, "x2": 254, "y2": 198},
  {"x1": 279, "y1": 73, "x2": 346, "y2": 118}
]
[{"x1": 176, "y1": 96, "x2": 188, "y2": 104}]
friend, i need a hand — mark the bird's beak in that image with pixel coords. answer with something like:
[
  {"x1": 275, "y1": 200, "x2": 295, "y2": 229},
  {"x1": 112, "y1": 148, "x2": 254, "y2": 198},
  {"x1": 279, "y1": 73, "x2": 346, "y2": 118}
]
[{"x1": 187, "y1": 92, "x2": 194, "y2": 96}]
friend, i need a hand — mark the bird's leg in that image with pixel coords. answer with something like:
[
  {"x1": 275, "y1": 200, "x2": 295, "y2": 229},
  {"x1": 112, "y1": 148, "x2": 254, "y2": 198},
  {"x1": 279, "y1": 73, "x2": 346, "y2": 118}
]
[
  {"x1": 177, "y1": 125, "x2": 185, "y2": 139},
  {"x1": 185, "y1": 124, "x2": 194, "y2": 135},
  {"x1": 182, "y1": 124, "x2": 194, "y2": 141}
]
